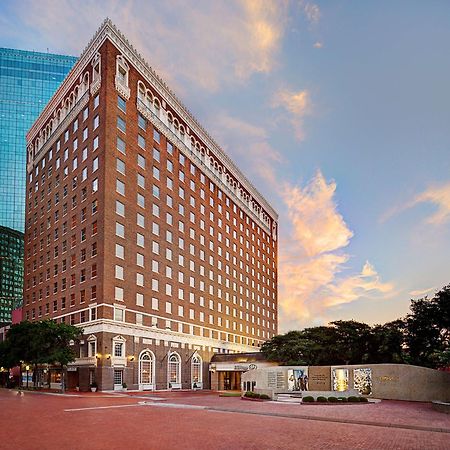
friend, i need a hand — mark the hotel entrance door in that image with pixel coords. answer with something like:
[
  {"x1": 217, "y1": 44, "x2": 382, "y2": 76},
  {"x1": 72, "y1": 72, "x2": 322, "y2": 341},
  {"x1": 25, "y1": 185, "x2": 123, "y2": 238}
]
[{"x1": 220, "y1": 371, "x2": 241, "y2": 390}]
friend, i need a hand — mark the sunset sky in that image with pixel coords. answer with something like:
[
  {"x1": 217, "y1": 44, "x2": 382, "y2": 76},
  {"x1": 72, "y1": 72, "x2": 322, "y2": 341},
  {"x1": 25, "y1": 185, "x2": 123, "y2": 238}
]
[{"x1": 2, "y1": 1, "x2": 449, "y2": 332}]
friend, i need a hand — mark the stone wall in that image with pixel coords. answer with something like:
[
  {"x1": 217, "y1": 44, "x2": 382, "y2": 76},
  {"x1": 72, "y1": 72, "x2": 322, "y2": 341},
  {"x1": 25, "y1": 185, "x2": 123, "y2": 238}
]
[{"x1": 242, "y1": 363, "x2": 450, "y2": 402}]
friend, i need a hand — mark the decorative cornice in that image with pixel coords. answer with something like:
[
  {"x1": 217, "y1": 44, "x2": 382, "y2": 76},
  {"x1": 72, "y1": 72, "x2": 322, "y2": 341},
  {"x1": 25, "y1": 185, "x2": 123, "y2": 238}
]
[
  {"x1": 27, "y1": 91, "x2": 89, "y2": 173},
  {"x1": 90, "y1": 78, "x2": 101, "y2": 96},
  {"x1": 80, "y1": 320, "x2": 258, "y2": 353},
  {"x1": 137, "y1": 100, "x2": 272, "y2": 233},
  {"x1": 26, "y1": 18, "x2": 278, "y2": 223}
]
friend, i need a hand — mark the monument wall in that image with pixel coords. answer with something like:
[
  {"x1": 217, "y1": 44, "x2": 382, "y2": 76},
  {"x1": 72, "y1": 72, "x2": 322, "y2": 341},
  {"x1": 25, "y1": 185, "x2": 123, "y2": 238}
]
[{"x1": 242, "y1": 363, "x2": 450, "y2": 402}]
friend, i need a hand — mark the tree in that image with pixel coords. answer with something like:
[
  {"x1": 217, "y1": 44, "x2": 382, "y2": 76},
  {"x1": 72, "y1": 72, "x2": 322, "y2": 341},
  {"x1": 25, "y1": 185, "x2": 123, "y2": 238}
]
[
  {"x1": 0, "y1": 320, "x2": 82, "y2": 391},
  {"x1": 328, "y1": 320, "x2": 372, "y2": 365},
  {"x1": 41, "y1": 320, "x2": 82, "y2": 392},
  {"x1": 367, "y1": 320, "x2": 406, "y2": 364},
  {"x1": 405, "y1": 285, "x2": 450, "y2": 368},
  {"x1": 261, "y1": 320, "x2": 406, "y2": 366},
  {"x1": 261, "y1": 331, "x2": 310, "y2": 365}
]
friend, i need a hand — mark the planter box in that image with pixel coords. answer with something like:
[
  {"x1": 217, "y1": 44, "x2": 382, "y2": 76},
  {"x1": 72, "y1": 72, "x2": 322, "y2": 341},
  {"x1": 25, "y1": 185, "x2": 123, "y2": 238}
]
[{"x1": 241, "y1": 396, "x2": 264, "y2": 402}]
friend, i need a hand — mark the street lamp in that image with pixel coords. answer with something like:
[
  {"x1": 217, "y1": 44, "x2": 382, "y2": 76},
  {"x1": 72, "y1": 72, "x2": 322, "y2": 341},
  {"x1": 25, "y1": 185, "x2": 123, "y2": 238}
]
[{"x1": 25, "y1": 365, "x2": 30, "y2": 389}]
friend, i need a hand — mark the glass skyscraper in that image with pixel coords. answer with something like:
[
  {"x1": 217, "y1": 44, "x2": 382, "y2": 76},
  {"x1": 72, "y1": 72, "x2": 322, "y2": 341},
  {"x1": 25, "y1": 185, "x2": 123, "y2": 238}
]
[
  {"x1": 0, "y1": 48, "x2": 77, "y2": 232},
  {"x1": 0, "y1": 226, "x2": 24, "y2": 326},
  {"x1": 0, "y1": 48, "x2": 77, "y2": 323}
]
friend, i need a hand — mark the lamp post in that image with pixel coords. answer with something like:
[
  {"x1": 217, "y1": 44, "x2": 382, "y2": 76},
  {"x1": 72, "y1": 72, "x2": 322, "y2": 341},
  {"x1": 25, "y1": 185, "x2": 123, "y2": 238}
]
[{"x1": 25, "y1": 365, "x2": 30, "y2": 389}]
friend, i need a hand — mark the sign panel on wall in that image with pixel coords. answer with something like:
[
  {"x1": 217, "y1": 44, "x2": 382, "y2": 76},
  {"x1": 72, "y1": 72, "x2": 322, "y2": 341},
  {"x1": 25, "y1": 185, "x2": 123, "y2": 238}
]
[
  {"x1": 332, "y1": 368, "x2": 349, "y2": 392},
  {"x1": 287, "y1": 367, "x2": 309, "y2": 391},
  {"x1": 353, "y1": 368, "x2": 372, "y2": 395}
]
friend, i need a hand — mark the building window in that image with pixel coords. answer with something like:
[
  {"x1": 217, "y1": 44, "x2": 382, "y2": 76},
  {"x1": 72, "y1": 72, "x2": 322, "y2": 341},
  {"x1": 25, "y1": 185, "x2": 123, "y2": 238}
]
[
  {"x1": 168, "y1": 353, "x2": 181, "y2": 386},
  {"x1": 117, "y1": 116, "x2": 126, "y2": 133},
  {"x1": 138, "y1": 114, "x2": 147, "y2": 130},
  {"x1": 117, "y1": 158, "x2": 125, "y2": 174},
  {"x1": 87, "y1": 337, "x2": 97, "y2": 357},
  {"x1": 192, "y1": 355, "x2": 202, "y2": 387},
  {"x1": 117, "y1": 136, "x2": 126, "y2": 154},
  {"x1": 114, "y1": 307, "x2": 124, "y2": 321},
  {"x1": 118, "y1": 95, "x2": 126, "y2": 112},
  {"x1": 114, "y1": 370, "x2": 123, "y2": 386},
  {"x1": 114, "y1": 342, "x2": 124, "y2": 357},
  {"x1": 139, "y1": 351, "x2": 155, "y2": 387}
]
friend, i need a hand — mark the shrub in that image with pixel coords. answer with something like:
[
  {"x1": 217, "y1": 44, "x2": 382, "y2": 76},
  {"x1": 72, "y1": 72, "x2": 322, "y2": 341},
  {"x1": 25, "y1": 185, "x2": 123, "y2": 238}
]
[
  {"x1": 259, "y1": 394, "x2": 270, "y2": 400},
  {"x1": 302, "y1": 396, "x2": 315, "y2": 402},
  {"x1": 359, "y1": 397, "x2": 369, "y2": 402},
  {"x1": 337, "y1": 397, "x2": 348, "y2": 402},
  {"x1": 317, "y1": 396, "x2": 328, "y2": 402},
  {"x1": 244, "y1": 391, "x2": 261, "y2": 399},
  {"x1": 348, "y1": 396, "x2": 360, "y2": 402},
  {"x1": 122, "y1": 382, "x2": 127, "y2": 389},
  {"x1": 328, "y1": 396, "x2": 338, "y2": 403}
]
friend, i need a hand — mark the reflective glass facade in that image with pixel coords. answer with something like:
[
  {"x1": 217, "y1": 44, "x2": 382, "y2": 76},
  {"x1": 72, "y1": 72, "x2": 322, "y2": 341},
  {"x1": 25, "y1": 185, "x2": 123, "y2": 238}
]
[
  {"x1": 0, "y1": 48, "x2": 77, "y2": 232},
  {"x1": 0, "y1": 226, "x2": 24, "y2": 325}
]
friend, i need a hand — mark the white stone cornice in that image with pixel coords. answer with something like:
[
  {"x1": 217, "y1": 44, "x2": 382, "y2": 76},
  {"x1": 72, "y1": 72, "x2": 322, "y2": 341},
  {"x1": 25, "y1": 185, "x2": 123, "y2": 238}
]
[
  {"x1": 27, "y1": 91, "x2": 89, "y2": 173},
  {"x1": 26, "y1": 18, "x2": 278, "y2": 223},
  {"x1": 81, "y1": 320, "x2": 257, "y2": 353},
  {"x1": 90, "y1": 78, "x2": 101, "y2": 96},
  {"x1": 138, "y1": 100, "x2": 272, "y2": 233}
]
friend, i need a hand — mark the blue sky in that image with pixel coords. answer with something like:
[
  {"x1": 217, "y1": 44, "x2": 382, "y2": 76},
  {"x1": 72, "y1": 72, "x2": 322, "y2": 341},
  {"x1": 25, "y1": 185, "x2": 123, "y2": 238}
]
[{"x1": 2, "y1": 1, "x2": 449, "y2": 331}]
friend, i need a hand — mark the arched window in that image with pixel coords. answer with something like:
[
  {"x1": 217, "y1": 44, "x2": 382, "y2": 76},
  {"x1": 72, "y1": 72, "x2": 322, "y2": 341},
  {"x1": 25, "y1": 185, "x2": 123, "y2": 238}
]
[
  {"x1": 168, "y1": 352, "x2": 181, "y2": 388},
  {"x1": 116, "y1": 55, "x2": 129, "y2": 86},
  {"x1": 139, "y1": 350, "x2": 155, "y2": 390},
  {"x1": 92, "y1": 53, "x2": 101, "y2": 81},
  {"x1": 115, "y1": 55, "x2": 130, "y2": 100},
  {"x1": 191, "y1": 354, "x2": 202, "y2": 389}
]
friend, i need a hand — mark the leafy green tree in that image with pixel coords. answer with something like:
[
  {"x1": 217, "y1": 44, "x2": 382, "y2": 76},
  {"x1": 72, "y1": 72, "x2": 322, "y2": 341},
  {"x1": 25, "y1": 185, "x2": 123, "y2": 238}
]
[
  {"x1": 328, "y1": 320, "x2": 372, "y2": 365},
  {"x1": 405, "y1": 285, "x2": 450, "y2": 368},
  {"x1": 261, "y1": 331, "x2": 310, "y2": 365},
  {"x1": 0, "y1": 320, "x2": 82, "y2": 391},
  {"x1": 41, "y1": 320, "x2": 82, "y2": 392},
  {"x1": 367, "y1": 320, "x2": 406, "y2": 364},
  {"x1": 262, "y1": 320, "x2": 406, "y2": 366}
]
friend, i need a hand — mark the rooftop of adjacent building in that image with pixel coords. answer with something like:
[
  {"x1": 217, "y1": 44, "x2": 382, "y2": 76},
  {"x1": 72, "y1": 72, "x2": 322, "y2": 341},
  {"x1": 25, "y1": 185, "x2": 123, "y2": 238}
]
[{"x1": 0, "y1": 47, "x2": 77, "y2": 61}]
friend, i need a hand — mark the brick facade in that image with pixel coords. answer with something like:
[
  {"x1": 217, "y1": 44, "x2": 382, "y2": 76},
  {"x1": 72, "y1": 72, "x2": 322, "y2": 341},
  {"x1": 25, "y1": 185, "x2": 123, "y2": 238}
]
[{"x1": 23, "y1": 20, "x2": 278, "y2": 391}]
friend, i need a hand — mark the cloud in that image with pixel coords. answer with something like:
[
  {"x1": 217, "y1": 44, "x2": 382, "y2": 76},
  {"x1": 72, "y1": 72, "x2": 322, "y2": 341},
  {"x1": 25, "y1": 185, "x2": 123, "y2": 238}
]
[
  {"x1": 211, "y1": 113, "x2": 282, "y2": 188},
  {"x1": 303, "y1": 2, "x2": 321, "y2": 24},
  {"x1": 210, "y1": 113, "x2": 394, "y2": 331},
  {"x1": 413, "y1": 182, "x2": 450, "y2": 225},
  {"x1": 278, "y1": 172, "x2": 394, "y2": 331},
  {"x1": 272, "y1": 88, "x2": 312, "y2": 140},
  {"x1": 282, "y1": 172, "x2": 353, "y2": 257},
  {"x1": 409, "y1": 287, "x2": 435, "y2": 297},
  {"x1": 381, "y1": 181, "x2": 450, "y2": 225},
  {"x1": 0, "y1": 0, "x2": 289, "y2": 92},
  {"x1": 313, "y1": 41, "x2": 323, "y2": 48}
]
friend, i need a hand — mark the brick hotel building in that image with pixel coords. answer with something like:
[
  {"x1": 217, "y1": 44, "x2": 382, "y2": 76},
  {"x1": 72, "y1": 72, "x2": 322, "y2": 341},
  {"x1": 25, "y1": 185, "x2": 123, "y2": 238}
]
[{"x1": 23, "y1": 20, "x2": 278, "y2": 391}]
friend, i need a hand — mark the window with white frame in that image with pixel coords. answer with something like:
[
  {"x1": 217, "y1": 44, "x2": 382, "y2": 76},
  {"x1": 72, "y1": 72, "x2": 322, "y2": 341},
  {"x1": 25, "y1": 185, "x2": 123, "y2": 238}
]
[
  {"x1": 191, "y1": 355, "x2": 202, "y2": 385},
  {"x1": 168, "y1": 353, "x2": 180, "y2": 385}
]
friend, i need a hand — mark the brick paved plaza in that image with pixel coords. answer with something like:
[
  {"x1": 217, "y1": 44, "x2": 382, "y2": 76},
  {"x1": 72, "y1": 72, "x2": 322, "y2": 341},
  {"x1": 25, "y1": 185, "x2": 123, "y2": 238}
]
[{"x1": 0, "y1": 389, "x2": 448, "y2": 449}]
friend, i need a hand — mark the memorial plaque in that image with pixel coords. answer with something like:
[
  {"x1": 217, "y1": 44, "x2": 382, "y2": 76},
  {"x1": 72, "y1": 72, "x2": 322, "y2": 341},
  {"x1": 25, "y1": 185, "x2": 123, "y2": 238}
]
[
  {"x1": 308, "y1": 366, "x2": 331, "y2": 391},
  {"x1": 276, "y1": 371, "x2": 285, "y2": 389},
  {"x1": 267, "y1": 371, "x2": 277, "y2": 388}
]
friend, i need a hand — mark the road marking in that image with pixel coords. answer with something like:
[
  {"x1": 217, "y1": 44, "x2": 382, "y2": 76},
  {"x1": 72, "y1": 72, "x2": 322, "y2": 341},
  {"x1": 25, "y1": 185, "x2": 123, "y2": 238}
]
[
  {"x1": 65, "y1": 404, "x2": 141, "y2": 412},
  {"x1": 138, "y1": 401, "x2": 205, "y2": 409}
]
